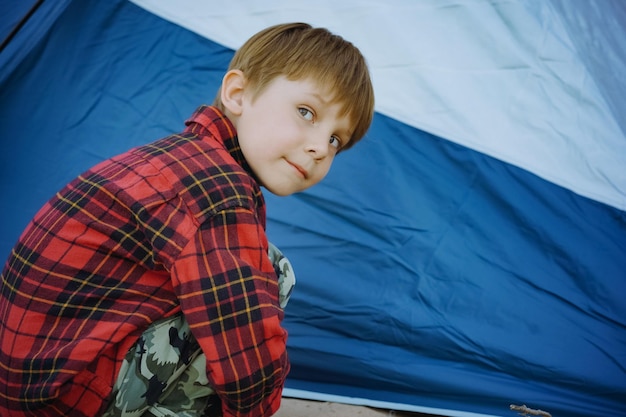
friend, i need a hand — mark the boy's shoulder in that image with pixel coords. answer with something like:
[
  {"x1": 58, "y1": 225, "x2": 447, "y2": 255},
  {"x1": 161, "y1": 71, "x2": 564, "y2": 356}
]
[{"x1": 128, "y1": 112, "x2": 262, "y2": 218}]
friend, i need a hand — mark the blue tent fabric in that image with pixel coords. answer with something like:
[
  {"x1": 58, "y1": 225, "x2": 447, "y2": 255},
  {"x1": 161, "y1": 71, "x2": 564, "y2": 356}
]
[
  {"x1": 1, "y1": 0, "x2": 231, "y2": 229},
  {"x1": 1, "y1": 1, "x2": 625, "y2": 416},
  {"x1": 267, "y1": 113, "x2": 626, "y2": 415}
]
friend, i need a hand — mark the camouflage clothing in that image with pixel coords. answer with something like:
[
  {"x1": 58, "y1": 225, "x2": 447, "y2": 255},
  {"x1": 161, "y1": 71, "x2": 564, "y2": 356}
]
[
  {"x1": 103, "y1": 243, "x2": 295, "y2": 417},
  {"x1": 269, "y1": 242, "x2": 296, "y2": 309}
]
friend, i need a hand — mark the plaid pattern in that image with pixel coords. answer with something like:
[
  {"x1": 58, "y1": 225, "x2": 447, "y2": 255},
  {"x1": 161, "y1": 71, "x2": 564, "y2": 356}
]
[{"x1": 0, "y1": 106, "x2": 289, "y2": 417}]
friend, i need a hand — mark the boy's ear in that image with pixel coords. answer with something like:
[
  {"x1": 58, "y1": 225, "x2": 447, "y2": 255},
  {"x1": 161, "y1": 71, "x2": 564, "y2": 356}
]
[{"x1": 220, "y1": 69, "x2": 246, "y2": 116}]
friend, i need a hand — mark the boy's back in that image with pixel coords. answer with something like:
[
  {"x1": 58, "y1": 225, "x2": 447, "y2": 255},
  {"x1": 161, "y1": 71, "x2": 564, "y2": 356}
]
[{"x1": 0, "y1": 106, "x2": 287, "y2": 416}]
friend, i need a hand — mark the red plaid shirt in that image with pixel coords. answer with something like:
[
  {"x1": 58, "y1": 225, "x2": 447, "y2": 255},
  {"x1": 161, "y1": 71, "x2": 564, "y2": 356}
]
[{"x1": 0, "y1": 106, "x2": 289, "y2": 417}]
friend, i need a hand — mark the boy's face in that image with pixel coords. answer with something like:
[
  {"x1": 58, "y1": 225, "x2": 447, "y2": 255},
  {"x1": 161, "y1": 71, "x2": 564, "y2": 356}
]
[{"x1": 233, "y1": 76, "x2": 353, "y2": 196}]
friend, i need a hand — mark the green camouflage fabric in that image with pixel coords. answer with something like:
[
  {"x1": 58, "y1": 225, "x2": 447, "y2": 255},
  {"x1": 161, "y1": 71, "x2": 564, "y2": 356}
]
[
  {"x1": 268, "y1": 242, "x2": 295, "y2": 309},
  {"x1": 102, "y1": 314, "x2": 214, "y2": 417},
  {"x1": 102, "y1": 243, "x2": 295, "y2": 417}
]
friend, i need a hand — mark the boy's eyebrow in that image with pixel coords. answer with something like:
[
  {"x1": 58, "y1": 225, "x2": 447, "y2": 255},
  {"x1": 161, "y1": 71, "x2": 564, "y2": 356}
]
[{"x1": 305, "y1": 90, "x2": 332, "y2": 105}]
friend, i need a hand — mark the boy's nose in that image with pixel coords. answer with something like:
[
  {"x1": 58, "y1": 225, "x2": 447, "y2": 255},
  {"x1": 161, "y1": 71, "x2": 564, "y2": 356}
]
[{"x1": 305, "y1": 133, "x2": 330, "y2": 160}]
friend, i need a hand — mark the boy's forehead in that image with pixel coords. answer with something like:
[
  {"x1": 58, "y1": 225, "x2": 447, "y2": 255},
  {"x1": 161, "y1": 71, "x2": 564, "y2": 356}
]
[{"x1": 284, "y1": 75, "x2": 333, "y2": 97}]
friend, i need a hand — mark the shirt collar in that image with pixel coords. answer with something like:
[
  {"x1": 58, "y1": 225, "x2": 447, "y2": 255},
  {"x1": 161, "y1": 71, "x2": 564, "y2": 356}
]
[{"x1": 184, "y1": 105, "x2": 252, "y2": 175}]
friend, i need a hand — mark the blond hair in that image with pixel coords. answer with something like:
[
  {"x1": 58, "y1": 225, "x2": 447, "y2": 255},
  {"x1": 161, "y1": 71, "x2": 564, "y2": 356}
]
[{"x1": 214, "y1": 22, "x2": 374, "y2": 150}]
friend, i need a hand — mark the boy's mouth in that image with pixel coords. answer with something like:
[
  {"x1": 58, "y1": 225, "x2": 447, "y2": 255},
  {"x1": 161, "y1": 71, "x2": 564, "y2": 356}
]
[{"x1": 287, "y1": 160, "x2": 309, "y2": 179}]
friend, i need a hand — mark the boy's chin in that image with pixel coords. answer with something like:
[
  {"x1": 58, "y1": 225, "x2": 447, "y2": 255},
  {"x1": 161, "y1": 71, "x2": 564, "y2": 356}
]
[
  {"x1": 262, "y1": 182, "x2": 302, "y2": 197},
  {"x1": 264, "y1": 187, "x2": 297, "y2": 197}
]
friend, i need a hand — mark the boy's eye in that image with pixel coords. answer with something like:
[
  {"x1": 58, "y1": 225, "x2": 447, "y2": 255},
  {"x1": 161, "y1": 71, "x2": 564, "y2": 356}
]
[
  {"x1": 329, "y1": 136, "x2": 342, "y2": 149},
  {"x1": 299, "y1": 107, "x2": 314, "y2": 121}
]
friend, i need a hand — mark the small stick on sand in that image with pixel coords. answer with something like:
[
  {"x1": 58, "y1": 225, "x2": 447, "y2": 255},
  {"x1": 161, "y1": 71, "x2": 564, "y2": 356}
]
[{"x1": 510, "y1": 404, "x2": 552, "y2": 417}]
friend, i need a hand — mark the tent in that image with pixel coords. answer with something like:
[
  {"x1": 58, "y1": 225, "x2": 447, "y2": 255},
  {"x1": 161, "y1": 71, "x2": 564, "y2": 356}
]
[{"x1": 1, "y1": 1, "x2": 624, "y2": 416}]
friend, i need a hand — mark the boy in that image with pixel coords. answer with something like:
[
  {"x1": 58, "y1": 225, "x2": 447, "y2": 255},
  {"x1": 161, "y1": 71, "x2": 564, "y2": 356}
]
[{"x1": 0, "y1": 22, "x2": 374, "y2": 417}]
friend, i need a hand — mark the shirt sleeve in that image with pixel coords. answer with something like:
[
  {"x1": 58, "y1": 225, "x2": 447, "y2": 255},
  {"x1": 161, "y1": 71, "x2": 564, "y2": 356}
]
[{"x1": 171, "y1": 206, "x2": 289, "y2": 417}]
